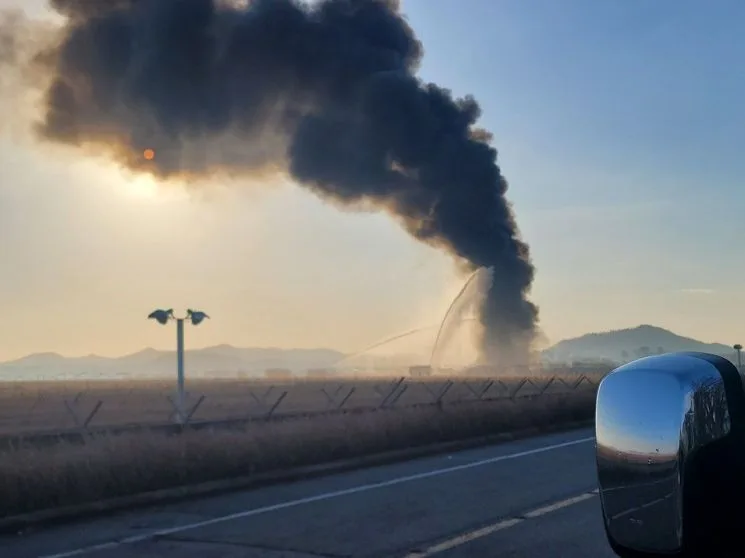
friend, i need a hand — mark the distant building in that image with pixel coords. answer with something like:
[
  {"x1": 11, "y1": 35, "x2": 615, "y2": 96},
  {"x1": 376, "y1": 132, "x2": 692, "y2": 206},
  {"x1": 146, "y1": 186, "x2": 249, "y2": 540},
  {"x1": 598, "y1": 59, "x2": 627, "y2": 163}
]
[
  {"x1": 409, "y1": 365, "x2": 432, "y2": 377},
  {"x1": 306, "y1": 368, "x2": 333, "y2": 378},
  {"x1": 464, "y1": 364, "x2": 499, "y2": 377},
  {"x1": 264, "y1": 368, "x2": 293, "y2": 380}
]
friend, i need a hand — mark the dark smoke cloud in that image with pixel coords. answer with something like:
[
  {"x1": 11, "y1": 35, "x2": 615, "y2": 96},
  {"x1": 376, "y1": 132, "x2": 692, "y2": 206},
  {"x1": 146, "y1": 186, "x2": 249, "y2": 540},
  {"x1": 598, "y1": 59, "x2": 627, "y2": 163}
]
[
  {"x1": 15, "y1": 0, "x2": 539, "y2": 365},
  {"x1": 0, "y1": 11, "x2": 22, "y2": 68}
]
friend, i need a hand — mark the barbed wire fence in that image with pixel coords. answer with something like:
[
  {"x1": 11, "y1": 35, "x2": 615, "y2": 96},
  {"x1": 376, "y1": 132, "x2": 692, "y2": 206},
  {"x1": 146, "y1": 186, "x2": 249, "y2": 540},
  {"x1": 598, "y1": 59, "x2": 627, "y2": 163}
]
[{"x1": 0, "y1": 371, "x2": 604, "y2": 449}]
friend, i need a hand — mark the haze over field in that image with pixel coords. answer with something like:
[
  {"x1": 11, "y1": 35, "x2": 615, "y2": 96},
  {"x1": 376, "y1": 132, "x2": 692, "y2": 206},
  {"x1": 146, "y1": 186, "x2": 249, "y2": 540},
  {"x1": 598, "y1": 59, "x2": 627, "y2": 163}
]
[
  {"x1": 1, "y1": 0, "x2": 745, "y2": 365},
  {"x1": 0, "y1": 324, "x2": 737, "y2": 381}
]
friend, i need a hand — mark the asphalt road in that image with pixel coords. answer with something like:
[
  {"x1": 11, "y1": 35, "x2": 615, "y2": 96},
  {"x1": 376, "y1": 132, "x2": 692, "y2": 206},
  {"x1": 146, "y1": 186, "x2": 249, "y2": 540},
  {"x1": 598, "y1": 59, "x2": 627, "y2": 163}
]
[{"x1": 0, "y1": 428, "x2": 617, "y2": 557}]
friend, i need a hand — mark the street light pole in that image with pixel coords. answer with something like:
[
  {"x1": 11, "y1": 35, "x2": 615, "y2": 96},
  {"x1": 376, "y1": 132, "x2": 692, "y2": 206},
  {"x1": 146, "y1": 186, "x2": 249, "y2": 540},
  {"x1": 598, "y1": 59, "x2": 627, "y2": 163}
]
[
  {"x1": 148, "y1": 308, "x2": 210, "y2": 424},
  {"x1": 735, "y1": 344, "x2": 743, "y2": 372},
  {"x1": 176, "y1": 317, "x2": 185, "y2": 413}
]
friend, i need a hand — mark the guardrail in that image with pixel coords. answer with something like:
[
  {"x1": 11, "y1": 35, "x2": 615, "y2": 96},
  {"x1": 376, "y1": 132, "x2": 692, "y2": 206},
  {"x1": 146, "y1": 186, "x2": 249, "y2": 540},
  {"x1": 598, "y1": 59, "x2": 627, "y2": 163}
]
[{"x1": 0, "y1": 374, "x2": 603, "y2": 450}]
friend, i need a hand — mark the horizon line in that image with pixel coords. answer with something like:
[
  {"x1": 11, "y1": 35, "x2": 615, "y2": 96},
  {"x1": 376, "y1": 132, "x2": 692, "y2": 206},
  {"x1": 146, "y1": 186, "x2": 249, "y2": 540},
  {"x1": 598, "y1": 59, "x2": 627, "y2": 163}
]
[{"x1": 0, "y1": 321, "x2": 737, "y2": 366}]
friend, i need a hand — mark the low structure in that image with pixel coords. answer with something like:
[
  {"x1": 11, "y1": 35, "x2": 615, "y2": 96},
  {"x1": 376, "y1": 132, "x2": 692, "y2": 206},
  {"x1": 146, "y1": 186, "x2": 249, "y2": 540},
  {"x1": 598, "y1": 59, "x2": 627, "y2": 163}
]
[
  {"x1": 264, "y1": 368, "x2": 293, "y2": 380},
  {"x1": 408, "y1": 365, "x2": 432, "y2": 377},
  {"x1": 306, "y1": 368, "x2": 332, "y2": 378}
]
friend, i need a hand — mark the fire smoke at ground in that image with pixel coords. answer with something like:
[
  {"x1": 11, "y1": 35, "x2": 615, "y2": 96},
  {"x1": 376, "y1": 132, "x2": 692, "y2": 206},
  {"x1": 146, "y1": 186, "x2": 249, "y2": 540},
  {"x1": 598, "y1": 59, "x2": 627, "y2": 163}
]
[{"x1": 1, "y1": 0, "x2": 539, "y2": 366}]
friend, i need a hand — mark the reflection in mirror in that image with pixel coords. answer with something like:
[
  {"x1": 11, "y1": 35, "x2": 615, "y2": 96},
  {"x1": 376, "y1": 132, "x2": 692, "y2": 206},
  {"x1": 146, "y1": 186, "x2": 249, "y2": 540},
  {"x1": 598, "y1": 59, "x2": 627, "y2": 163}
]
[{"x1": 596, "y1": 352, "x2": 731, "y2": 556}]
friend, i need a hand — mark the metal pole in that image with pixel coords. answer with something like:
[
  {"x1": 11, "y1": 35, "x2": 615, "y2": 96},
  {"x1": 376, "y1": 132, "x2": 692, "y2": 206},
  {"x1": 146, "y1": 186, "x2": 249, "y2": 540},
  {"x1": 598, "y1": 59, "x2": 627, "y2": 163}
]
[
  {"x1": 176, "y1": 318, "x2": 185, "y2": 423},
  {"x1": 737, "y1": 348, "x2": 742, "y2": 370}
]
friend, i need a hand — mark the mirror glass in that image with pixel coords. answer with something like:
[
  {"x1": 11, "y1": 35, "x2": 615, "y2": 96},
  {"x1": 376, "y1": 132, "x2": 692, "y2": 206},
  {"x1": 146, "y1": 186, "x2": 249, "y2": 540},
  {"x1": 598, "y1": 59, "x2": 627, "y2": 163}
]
[{"x1": 596, "y1": 353, "x2": 730, "y2": 555}]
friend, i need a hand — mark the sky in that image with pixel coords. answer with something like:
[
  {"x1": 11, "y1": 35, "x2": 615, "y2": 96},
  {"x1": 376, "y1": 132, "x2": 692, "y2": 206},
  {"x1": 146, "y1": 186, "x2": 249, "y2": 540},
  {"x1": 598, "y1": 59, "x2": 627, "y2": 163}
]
[{"x1": 1, "y1": 0, "x2": 744, "y2": 361}]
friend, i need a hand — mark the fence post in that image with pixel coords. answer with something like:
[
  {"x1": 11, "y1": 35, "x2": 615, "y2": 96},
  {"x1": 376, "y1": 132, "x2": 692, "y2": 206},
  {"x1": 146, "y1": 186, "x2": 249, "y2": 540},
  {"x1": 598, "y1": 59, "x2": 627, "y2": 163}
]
[
  {"x1": 378, "y1": 377, "x2": 406, "y2": 408},
  {"x1": 63, "y1": 397, "x2": 103, "y2": 437},
  {"x1": 266, "y1": 391, "x2": 288, "y2": 418}
]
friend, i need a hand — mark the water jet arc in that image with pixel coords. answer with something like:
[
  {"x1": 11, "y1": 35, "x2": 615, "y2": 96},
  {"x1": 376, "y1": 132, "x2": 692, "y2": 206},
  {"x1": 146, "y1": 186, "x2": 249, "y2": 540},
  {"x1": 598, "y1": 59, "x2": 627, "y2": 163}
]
[
  {"x1": 429, "y1": 268, "x2": 490, "y2": 368},
  {"x1": 335, "y1": 318, "x2": 477, "y2": 369}
]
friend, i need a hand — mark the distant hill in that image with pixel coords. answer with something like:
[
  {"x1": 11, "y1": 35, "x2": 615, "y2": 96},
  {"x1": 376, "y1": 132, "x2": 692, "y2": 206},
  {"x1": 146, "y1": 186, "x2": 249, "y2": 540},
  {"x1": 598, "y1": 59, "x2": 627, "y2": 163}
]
[
  {"x1": 2, "y1": 324, "x2": 739, "y2": 381},
  {"x1": 542, "y1": 325, "x2": 736, "y2": 364},
  {"x1": 0, "y1": 346, "x2": 348, "y2": 381}
]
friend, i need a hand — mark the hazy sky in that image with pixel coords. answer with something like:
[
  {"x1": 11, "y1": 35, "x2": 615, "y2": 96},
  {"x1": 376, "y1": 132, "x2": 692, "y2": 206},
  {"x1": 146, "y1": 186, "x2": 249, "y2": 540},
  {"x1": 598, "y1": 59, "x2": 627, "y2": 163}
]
[{"x1": 1, "y1": 0, "x2": 745, "y2": 361}]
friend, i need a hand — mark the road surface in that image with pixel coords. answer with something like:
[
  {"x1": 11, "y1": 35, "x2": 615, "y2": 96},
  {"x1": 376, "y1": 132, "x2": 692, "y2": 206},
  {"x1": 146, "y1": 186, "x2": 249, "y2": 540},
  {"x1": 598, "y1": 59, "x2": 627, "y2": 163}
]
[{"x1": 0, "y1": 428, "x2": 617, "y2": 557}]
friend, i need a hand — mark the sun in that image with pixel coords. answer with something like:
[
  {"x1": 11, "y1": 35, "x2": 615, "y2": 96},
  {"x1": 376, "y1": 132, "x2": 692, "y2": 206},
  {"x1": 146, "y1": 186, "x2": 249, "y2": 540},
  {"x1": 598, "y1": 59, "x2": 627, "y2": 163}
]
[
  {"x1": 143, "y1": 148, "x2": 155, "y2": 161},
  {"x1": 125, "y1": 173, "x2": 160, "y2": 200}
]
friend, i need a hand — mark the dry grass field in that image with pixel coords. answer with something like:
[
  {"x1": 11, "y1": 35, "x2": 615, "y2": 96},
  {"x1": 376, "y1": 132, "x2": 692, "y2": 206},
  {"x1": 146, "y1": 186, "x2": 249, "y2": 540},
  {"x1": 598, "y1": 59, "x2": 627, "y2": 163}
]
[
  {"x1": 0, "y1": 389, "x2": 597, "y2": 519},
  {"x1": 0, "y1": 372, "x2": 601, "y2": 436},
  {"x1": 0, "y1": 369, "x2": 604, "y2": 518}
]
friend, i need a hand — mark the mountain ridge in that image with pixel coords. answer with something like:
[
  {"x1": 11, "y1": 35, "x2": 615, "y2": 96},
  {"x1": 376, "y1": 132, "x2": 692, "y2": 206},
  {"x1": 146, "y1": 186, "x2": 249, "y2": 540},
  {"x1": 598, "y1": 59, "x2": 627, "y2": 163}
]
[
  {"x1": 0, "y1": 346, "x2": 348, "y2": 381},
  {"x1": 543, "y1": 324, "x2": 736, "y2": 363},
  {"x1": 1, "y1": 324, "x2": 739, "y2": 380}
]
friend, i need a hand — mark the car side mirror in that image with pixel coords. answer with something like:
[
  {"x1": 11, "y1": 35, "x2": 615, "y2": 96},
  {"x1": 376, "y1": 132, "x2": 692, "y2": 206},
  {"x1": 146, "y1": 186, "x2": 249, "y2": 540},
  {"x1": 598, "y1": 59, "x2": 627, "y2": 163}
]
[{"x1": 596, "y1": 351, "x2": 745, "y2": 557}]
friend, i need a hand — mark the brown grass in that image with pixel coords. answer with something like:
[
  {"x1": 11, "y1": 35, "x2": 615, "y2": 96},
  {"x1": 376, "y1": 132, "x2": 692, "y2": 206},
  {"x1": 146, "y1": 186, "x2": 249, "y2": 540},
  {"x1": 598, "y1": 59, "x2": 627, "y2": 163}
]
[
  {"x1": 0, "y1": 374, "x2": 600, "y2": 435},
  {"x1": 0, "y1": 391, "x2": 596, "y2": 518}
]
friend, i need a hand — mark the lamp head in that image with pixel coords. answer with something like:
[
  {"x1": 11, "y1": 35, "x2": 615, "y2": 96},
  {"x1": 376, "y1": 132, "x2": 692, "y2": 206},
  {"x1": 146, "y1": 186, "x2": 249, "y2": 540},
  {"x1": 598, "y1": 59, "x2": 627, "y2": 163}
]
[
  {"x1": 186, "y1": 309, "x2": 209, "y2": 326},
  {"x1": 147, "y1": 308, "x2": 174, "y2": 325}
]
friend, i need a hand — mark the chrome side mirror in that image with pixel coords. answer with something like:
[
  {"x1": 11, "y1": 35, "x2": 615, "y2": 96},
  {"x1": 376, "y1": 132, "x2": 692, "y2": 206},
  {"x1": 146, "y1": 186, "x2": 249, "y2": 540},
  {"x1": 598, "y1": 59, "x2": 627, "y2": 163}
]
[{"x1": 596, "y1": 352, "x2": 745, "y2": 557}]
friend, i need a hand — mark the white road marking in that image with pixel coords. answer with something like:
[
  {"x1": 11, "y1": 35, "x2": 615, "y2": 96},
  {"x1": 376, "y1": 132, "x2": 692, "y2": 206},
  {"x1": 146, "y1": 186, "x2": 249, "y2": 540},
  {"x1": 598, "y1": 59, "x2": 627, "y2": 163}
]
[
  {"x1": 38, "y1": 435, "x2": 594, "y2": 558},
  {"x1": 523, "y1": 492, "x2": 595, "y2": 518},
  {"x1": 610, "y1": 493, "x2": 674, "y2": 521},
  {"x1": 601, "y1": 478, "x2": 671, "y2": 493},
  {"x1": 405, "y1": 491, "x2": 598, "y2": 557},
  {"x1": 406, "y1": 518, "x2": 524, "y2": 556}
]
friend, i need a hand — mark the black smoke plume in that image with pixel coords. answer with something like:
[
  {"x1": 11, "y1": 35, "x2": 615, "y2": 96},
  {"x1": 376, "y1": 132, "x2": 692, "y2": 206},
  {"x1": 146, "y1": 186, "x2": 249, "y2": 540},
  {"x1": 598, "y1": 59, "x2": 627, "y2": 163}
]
[{"x1": 15, "y1": 0, "x2": 539, "y2": 366}]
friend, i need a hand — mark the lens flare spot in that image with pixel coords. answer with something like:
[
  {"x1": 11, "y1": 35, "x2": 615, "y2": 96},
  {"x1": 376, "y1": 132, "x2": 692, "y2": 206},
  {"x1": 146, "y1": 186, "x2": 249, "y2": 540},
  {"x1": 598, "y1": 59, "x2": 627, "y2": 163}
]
[{"x1": 143, "y1": 148, "x2": 155, "y2": 160}]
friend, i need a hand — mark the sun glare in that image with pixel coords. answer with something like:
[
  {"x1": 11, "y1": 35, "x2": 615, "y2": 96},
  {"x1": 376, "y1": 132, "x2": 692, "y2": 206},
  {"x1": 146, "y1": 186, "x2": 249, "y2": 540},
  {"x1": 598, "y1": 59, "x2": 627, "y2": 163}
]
[{"x1": 125, "y1": 174, "x2": 160, "y2": 200}]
